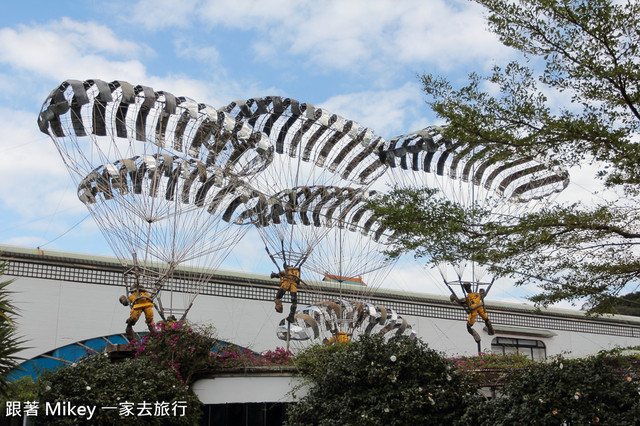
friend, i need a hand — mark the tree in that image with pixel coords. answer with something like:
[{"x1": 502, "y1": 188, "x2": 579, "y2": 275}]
[
  {"x1": 0, "y1": 262, "x2": 25, "y2": 397},
  {"x1": 370, "y1": 0, "x2": 640, "y2": 312},
  {"x1": 286, "y1": 335, "x2": 480, "y2": 425},
  {"x1": 594, "y1": 291, "x2": 640, "y2": 316}
]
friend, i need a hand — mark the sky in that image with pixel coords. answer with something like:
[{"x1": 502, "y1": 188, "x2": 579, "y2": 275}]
[{"x1": 0, "y1": 0, "x2": 607, "y2": 309}]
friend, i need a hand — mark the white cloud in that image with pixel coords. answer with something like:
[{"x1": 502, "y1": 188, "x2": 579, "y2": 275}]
[
  {"x1": 198, "y1": 0, "x2": 298, "y2": 30},
  {"x1": 0, "y1": 18, "x2": 149, "y2": 83},
  {"x1": 0, "y1": 108, "x2": 81, "y2": 218},
  {"x1": 0, "y1": 107, "x2": 104, "y2": 252},
  {"x1": 174, "y1": 37, "x2": 221, "y2": 66},
  {"x1": 0, "y1": 18, "x2": 251, "y2": 110},
  {"x1": 389, "y1": 1, "x2": 510, "y2": 71},
  {"x1": 319, "y1": 82, "x2": 428, "y2": 138},
  {"x1": 129, "y1": 0, "x2": 511, "y2": 74},
  {"x1": 129, "y1": 0, "x2": 202, "y2": 29},
  {"x1": 555, "y1": 162, "x2": 620, "y2": 206}
]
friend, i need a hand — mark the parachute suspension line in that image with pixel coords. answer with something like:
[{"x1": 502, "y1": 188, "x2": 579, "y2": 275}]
[
  {"x1": 37, "y1": 213, "x2": 92, "y2": 249},
  {"x1": 471, "y1": 161, "x2": 476, "y2": 293},
  {"x1": 485, "y1": 276, "x2": 496, "y2": 297},
  {"x1": 143, "y1": 217, "x2": 154, "y2": 278},
  {"x1": 287, "y1": 136, "x2": 305, "y2": 270},
  {"x1": 265, "y1": 245, "x2": 281, "y2": 272},
  {"x1": 168, "y1": 188, "x2": 181, "y2": 319},
  {"x1": 438, "y1": 265, "x2": 458, "y2": 299},
  {"x1": 128, "y1": 253, "x2": 143, "y2": 309},
  {"x1": 338, "y1": 219, "x2": 344, "y2": 300},
  {"x1": 280, "y1": 238, "x2": 288, "y2": 268},
  {"x1": 141, "y1": 152, "x2": 162, "y2": 269}
]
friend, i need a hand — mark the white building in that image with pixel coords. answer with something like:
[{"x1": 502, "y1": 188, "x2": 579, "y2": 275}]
[
  {"x1": 4, "y1": 243, "x2": 639, "y2": 361},
  {"x1": 3, "y1": 243, "x2": 640, "y2": 423}
]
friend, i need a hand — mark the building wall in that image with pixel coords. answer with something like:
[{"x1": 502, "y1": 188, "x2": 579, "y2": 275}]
[
  {"x1": 193, "y1": 375, "x2": 307, "y2": 404},
  {"x1": 7, "y1": 276, "x2": 287, "y2": 360},
  {"x1": 3, "y1": 245, "x2": 640, "y2": 361}
]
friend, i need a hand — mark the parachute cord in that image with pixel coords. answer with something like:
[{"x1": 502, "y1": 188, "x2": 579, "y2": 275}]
[
  {"x1": 168, "y1": 180, "x2": 180, "y2": 318},
  {"x1": 485, "y1": 276, "x2": 496, "y2": 297},
  {"x1": 37, "y1": 213, "x2": 91, "y2": 249},
  {"x1": 286, "y1": 140, "x2": 305, "y2": 269},
  {"x1": 143, "y1": 202, "x2": 156, "y2": 268},
  {"x1": 338, "y1": 219, "x2": 344, "y2": 301},
  {"x1": 470, "y1": 162, "x2": 477, "y2": 293},
  {"x1": 437, "y1": 267, "x2": 457, "y2": 299},
  {"x1": 265, "y1": 245, "x2": 281, "y2": 272}
]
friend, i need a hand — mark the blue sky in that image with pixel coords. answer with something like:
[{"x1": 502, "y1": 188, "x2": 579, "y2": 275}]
[{"x1": 0, "y1": 1, "x2": 604, "y2": 307}]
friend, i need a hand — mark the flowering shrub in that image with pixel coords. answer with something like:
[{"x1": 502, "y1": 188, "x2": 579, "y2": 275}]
[
  {"x1": 215, "y1": 346, "x2": 259, "y2": 367},
  {"x1": 34, "y1": 356, "x2": 201, "y2": 425},
  {"x1": 129, "y1": 320, "x2": 217, "y2": 386},
  {"x1": 457, "y1": 353, "x2": 640, "y2": 425},
  {"x1": 215, "y1": 345, "x2": 293, "y2": 368},
  {"x1": 261, "y1": 347, "x2": 294, "y2": 365},
  {"x1": 288, "y1": 335, "x2": 479, "y2": 425},
  {"x1": 129, "y1": 320, "x2": 293, "y2": 381}
]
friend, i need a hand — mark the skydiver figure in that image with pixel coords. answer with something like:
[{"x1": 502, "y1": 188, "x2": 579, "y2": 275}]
[
  {"x1": 271, "y1": 265, "x2": 300, "y2": 323},
  {"x1": 326, "y1": 331, "x2": 350, "y2": 344},
  {"x1": 119, "y1": 287, "x2": 155, "y2": 340},
  {"x1": 453, "y1": 283, "x2": 495, "y2": 348}
]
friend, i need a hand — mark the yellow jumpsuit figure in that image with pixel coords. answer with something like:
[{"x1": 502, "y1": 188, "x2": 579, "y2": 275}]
[
  {"x1": 271, "y1": 266, "x2": 300, "y2": 323},
  {"x1": 326, "y1": 331, "x2": 351, "y2": 344},
  {"x1": 120, "y1": 288, "x2": 155, "y2": 339},
  {"x1": 458, "y1": 283, "x2": 495, "y2": 342}
]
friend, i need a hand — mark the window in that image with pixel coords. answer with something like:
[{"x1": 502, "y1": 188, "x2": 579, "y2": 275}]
[{"x1": 491, "y1": 337, "x2": 546, "y2": 360}]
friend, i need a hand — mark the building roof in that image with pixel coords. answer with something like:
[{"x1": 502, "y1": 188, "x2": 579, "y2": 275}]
[{"x1": 2, "y1": 243, "x2": 640, "y2": 328}]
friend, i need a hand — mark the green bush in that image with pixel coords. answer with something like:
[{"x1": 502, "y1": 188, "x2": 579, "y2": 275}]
[
  {"x1": 287, "y1": 335, "x2": 479, "y2": 425},
  {"x1": 0, "y1": 375, "x2": 38, "y2": 413},
  {"x1": 459, "y1": 353, "x2": 640, "y2": 425},
  {"x1": 34, "y1": 356, "x2": 201, "y2": 425}
]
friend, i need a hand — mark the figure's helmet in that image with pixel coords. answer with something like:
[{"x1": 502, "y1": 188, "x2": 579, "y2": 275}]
[{"x1": 462, "y1": 283, "x2": 472, "y2": 293}]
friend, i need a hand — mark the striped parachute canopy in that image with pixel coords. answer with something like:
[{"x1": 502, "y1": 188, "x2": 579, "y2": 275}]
[
  {"x1": 38, "y1": 79, "x2": 272, "y2": 319},
  {"x1": 380, "y1": 126, "x2": 570, "y2": 295}
]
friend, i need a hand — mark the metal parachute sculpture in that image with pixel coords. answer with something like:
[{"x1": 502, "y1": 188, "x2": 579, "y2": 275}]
[
  {"x1": 221, "y1": 96, "x2": 419, "y2": 345},
  {"x1": 37, "y1": 79, "x2": 272, "y2": 324},
  {"x1": 38, "y1": 80, "x2": 570, "y2": 350},
  {"x1": 236, "y1": 184, "x2": 415, "y2": 346},
  {"x1": 221, "y1": 96, "x2": 414, "y2": 345},
  {"x1": 222, "y1": 96, "x2": 389, "y2": 282},
  {"x1": 380, "y1": 126, "x2": 569, "y2": 351}
]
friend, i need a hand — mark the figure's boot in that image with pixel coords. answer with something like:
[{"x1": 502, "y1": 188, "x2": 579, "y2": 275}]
[
  {"x1": 467, "y1": 323, "x2": 481, "y2": 343},
  {"x1": 274, "y1": 299, "x2": 283, "y2": 313},
  {"x1": 486, "y1": 319, "x2": 495, "y2": 336},
  {"x1": 126, "y1": 323, "x2": 134, "y2": 340},
  {"x1": 287, "y1": 292, "x2": 298, "y2": 322}
]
